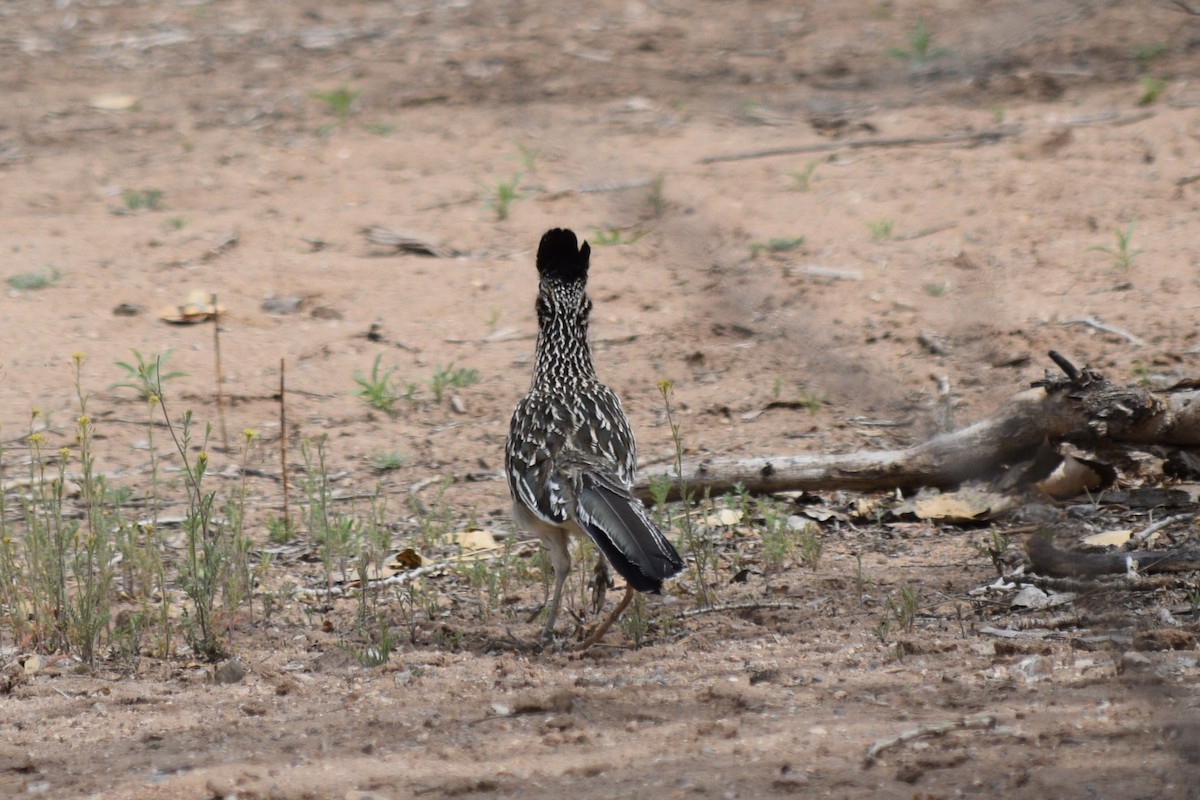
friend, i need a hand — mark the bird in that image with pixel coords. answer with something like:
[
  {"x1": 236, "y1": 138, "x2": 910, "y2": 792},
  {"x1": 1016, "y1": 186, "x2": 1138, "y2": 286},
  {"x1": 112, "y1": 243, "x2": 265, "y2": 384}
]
[{"x1": 506, "y1": 228, "x2": 685, "y2": 643}]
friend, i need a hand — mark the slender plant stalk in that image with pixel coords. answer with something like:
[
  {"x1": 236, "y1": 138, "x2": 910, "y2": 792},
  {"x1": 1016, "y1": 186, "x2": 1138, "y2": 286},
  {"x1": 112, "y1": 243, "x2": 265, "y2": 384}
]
[
  {"x1": 280, "y1": 358, "x2": 290, "y2": 531},
  {"x1": 212, "y1": 293, "x2": 230, "y2": 452}
]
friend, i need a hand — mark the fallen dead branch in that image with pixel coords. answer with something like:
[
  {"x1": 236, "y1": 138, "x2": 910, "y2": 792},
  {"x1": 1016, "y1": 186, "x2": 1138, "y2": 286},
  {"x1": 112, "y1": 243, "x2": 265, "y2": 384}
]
[
  {"x1": 634, "y1": 352, "x2": 1200, "y2": 501},
  {"x1": 1131, "y1": 512, "x2": 1194, "y2": 545},
  {"x1": 361, "y1": 225, "x2": 459, "y2": 257},
  {"x1": 864, "y1": 713, "x2": 997, "y2": 767},
  {"x1": 1025, "y1": 535, "x2": 1200, "y2": 578},
  {"x1": 673, "y1": 600, "x2": 811, "y2": 620},
  {"x1": 1062, "y1": 315, "x2": 1145, "y2": 346},
  {"x1": 699, "y1": 126, "x2": 1021, "y2": 164}
]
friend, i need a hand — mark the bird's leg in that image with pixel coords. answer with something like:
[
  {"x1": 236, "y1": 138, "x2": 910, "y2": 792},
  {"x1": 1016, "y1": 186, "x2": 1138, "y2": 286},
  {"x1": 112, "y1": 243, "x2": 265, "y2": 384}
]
[
  {"x1": 578, "y1": 585, "x2": 634, "y2": 651},
  {"x1": 588, "y1": 557, "x2": 610, "y2": 615},
  {"x1": 539, "y1": 530, "x2": 572, "y2": 642}
]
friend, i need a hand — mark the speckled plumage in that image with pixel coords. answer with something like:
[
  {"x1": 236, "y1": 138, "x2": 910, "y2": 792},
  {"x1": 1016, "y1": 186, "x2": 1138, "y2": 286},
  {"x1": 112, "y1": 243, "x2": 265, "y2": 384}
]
[{"x1": 505, "y1": 228, "x2": 684, "y2": 640}]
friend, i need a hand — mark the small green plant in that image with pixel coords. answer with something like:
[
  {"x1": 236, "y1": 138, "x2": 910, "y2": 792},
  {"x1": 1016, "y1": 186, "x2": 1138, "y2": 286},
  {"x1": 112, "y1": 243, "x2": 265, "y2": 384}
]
[
  {"x1": 363, "y1": 123, "x2": 395, "y2": 136},
  {"x1": 266, "y1": 514, "x2": 293, "y2": 544},
  {"x1": 348, "y1": 616, "x2": 397, "y2": 667},
  {"x1": 1130, "y1": 43, "x2": 1166, "y2": 72},
  {"x1": 739, "y1": 98, "x2": 772, "y2": 125},
  {"x1": 853, "y1": 553, "x2": 874, "y2": 604},
  {"x1": 1087, "y1": 222, "x2": 1142, "y2": 272},
  {"x1": 312, "y1": 84, "x2": 360, "y2": 121},
  {"x1": 788, "y1": 160, "x2": 819, "y2": 191},
  {"x1": 122, "y1": 188, "x2": 164, "y2": 211},
  {"x1": 487, "y1": 174, "x2": 523, "y2": 221},
  {"x1": 353, "y1": 354, "x2": 405, "y2": 415},
  {"x1": 1138, "y1": 76, "x2": 1166, "y2": 106},
  {"x1": 514, "y1": 142, "x2": 541, "y2": 173},
  {"x1": 659, "y1": 380, "x2": 717, "y2": 607},
  {"x1": 867, "y1": 218, "x2": 894, "y2": 241},
  {"x1": 973, "y1": 528, "x2": 1011, "y2": 577},
  {"x1": 620, "y1": 591, "x2": 649, "y2": 648},
  {"x1": 1131, "y1": 361, "x2": 1153, "y2": 388},
  {"x1": 991, "y1": 106, "x2": 1005, "y2": 124},
  {"x1": 429, "y1": 362, "x2": 479, "y2": 403},
  {"x1": 112, "y1": 349, "x2": 187, "y2": 401},
  {"x1": 7, "y1": 268, "x2": 62, "y2": 291},
  {"x1": 887, "y1": 17, "x2": 950, "y2": 65},
  {"x1": 887, "y1": 584, "x2": 919, "y2": 633},
  {"x1": 166, "y1": 216, "x2": 188, "y2": 230},
  {"x1": 408, "y1": 477, "x2": 457, "y2": 553},
  {"x1": 797, "y1": 388, "x2": 824, "y2": 415},
  {"x1": 756, "y1": 498, "x2": 793, "y2": 573},
  {"x1": 301, "y1": 435, "x2": 357, "y2": 603},
  {"x1": 591, "y1": 228, "x2": 646, "y2": 246},
  {"x1": 796, "y1": 521, "x2": 823, "y2": 570},
  {"x1": 647, "y1": 174, "x2": 668, "y2": 218},
  {"x1": 369, "y1": 451, "x2": 406, "y2": 471},
  {"x1": 1188, "y1": 588, "x2": 1200, "y2": 620},
  {"x1": 749, "y1": 237, "x2": 805, "y2": 258},
  {"x1": 873, "y1": 616, "x2": 892, "y2": 644},
  {"x1": 159, "y1": 402, "x2": 225, "y2": 660},
  {"x1": 923, "y1": 281, "x2": 950, "y2": 297}
]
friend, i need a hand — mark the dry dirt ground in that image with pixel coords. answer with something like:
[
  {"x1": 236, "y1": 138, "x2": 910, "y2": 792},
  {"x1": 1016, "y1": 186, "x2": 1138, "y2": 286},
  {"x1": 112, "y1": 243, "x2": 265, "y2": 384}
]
[{"x1": 3, "y1": 1, "x2": 1200, "y2": 798}]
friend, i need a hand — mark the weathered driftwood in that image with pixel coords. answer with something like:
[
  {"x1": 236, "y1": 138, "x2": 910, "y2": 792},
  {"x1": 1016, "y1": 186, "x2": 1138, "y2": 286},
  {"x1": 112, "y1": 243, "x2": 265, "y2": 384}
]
[{"x1": 634, "y1": 352, "x2": 1200, "y2": 501}]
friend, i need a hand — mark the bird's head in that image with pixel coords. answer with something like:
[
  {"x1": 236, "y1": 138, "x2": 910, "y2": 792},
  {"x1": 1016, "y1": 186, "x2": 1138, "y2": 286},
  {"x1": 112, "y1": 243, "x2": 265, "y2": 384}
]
[
  {"x1": 536, "y1": 228, "x2": 590, "y2": 284},
  {"x1": 535, "y1": 228, "x2": 592, "y2": 325}
]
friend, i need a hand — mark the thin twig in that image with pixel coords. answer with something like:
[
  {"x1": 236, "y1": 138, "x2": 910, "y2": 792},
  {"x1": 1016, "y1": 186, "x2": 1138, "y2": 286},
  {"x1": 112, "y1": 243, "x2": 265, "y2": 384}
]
[
  {"x1": 699, "y1": 127, "x2": 1021, "y2": 164},
  {"x1": 1131, "y1": 513, "x2": 1194, "y2": 545},
  {"x1": 279, "y1": 359, "x2": 290, "y2": 532},
  {"x1": 293, "y1": 560, "x2": 449, "y2": 599},
  {"x1": 894, "y1": 222, "x2": 958, "y2": 241},
  {"x1": 864, "y1": 714, "x2": 997, "y2": 766},
  {"x1": 1063, "y1": 316, "x2": 1145, "y2": 347},
  {"x1": 211, "y1": 293, "x2": 229, "y2": 452}
]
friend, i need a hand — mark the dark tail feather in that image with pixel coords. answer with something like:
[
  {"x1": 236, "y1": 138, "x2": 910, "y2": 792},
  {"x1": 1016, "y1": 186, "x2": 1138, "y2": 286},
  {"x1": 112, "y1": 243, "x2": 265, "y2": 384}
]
[{"x1": 575, "y1": 481, "x2": 684, "y2": 593}]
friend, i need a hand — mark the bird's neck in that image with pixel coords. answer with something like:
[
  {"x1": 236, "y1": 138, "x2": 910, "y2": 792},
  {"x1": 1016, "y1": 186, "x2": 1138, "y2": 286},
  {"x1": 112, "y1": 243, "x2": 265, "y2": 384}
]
[{"x1": 532, "y1": 310, "x2": 597, "y2": 389}]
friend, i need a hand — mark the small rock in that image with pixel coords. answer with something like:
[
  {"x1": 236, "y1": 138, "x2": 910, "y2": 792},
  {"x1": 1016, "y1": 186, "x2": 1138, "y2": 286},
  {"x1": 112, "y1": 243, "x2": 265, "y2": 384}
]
[
  {"x1": 262, "y1": 296, "x2": 304, "y2": 315},
  {"x1": 112, "y1": 303, "x2": 143, "y2": 316},
  {"x1": 1133, "y1": 629, "x2": 1196, "y2": 652},
  {"x1": 513, "y1": 688, "x2": 575, "y2": 714},
  {"x1": 1120, "y1": 651, "x2": 1152, "y2": 671},
  {"x1": 311, "y1": 305, "x2": 343, "y2": 320},
  {"x1": 1013, "y1": 655, "x2": 1052, "y2": 682},
  {"x1": 213, "y1": 659, "x2": 246, "y2": 684}
]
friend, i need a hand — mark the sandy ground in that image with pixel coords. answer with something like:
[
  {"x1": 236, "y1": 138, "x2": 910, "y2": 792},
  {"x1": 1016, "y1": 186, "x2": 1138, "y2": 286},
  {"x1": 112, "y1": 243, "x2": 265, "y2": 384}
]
[{"x1": 2, "y1": 1, "x2": 1200, "y2": 797}]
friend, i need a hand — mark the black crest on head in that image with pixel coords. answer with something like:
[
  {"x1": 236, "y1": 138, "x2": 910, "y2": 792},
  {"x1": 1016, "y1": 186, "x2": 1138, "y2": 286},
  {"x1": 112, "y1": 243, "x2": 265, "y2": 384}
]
[{"x1": 536, "y1": 228, "x2": 590, "y2": 283}]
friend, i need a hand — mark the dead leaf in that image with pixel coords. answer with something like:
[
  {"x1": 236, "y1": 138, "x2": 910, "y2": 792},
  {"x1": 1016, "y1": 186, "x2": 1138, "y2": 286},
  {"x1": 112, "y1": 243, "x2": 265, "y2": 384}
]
[
  {"x1": 391, "y1": 548, "x2": 423, "y2": 570},
  {"x1": 159, "y1": 289, "x2": 225, "y2": 324},
  {"x1": 89, "y1": 93, "x2": 140, "y2": 111},
  {"x1": 1011, "y1": 585, "x2": 1075, "y2": 609},
  {"x1": 449, "y1": 527, "x2": 498, "y2": 552},
  {"x1": 897, "y1": 488, "x2": 1017, "y2": 523},
  {"x1": 703, "y1": 508, "x2": 743, "y2": 526},
  {"x1": 1082, "y1": 529, "x2": 1132, "y2": 547}
]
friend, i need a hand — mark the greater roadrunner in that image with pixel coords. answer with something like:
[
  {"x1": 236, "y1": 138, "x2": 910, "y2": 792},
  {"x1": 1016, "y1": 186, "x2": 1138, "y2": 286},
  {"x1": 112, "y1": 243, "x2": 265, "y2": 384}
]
[{"x1": 506, "y1": 228, "x2": 685, "y2": 642}]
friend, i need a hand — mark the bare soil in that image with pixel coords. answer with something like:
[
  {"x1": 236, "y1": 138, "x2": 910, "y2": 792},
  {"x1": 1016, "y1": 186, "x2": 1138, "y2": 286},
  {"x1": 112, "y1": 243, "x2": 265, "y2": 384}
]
[{"x1": 2, "y1": 1, "x2": 1200, "y2": 798}]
